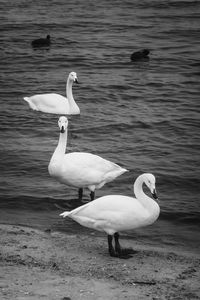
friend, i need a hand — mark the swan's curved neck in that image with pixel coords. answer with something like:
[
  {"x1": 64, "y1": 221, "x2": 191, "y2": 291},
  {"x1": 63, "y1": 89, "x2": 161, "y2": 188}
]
[
  {"x1": 51, "y1": 129, "x2": 68, "y2": 162},
  {"x1": 65, "y1": 77, "x2": 80, "y2": 114},
  {"x1": 66, "y1": 78, "x2": 75, "y2": 104},
  {"x1": 134, "y1": 176, "x2": 155, "y2": 210}
]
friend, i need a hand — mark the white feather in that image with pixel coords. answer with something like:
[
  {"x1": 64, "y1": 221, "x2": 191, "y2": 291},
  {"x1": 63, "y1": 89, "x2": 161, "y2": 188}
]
[
  {"x1": 48, "y1": 116, "x2": 128, "y2": 196},
  {"x1": 23, "y1": 72, "x2": 80, "y2": 115},
  {"x1": 60, "y1": 173, "x2": 160, "y2": 235}
]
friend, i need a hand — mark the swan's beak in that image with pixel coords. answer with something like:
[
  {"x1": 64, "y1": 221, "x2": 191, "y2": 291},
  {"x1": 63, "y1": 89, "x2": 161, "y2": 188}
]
[
  {"x1": 60, "y1": 126, "x2": 65, "y2": 133},
  {"x1": 151, "y1": 189, "x2": 158, "y2": 200},
  {"x1": 74, "y1": 78, "x2": 78, "y2": 84}
]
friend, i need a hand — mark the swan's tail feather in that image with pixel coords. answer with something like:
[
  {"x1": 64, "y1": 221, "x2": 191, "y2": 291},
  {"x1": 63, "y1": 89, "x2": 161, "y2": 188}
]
[
  {"x1": 23, "y1": 97, "x2": 38, "y2": 111},
  {"x1": 23, "y1": 97, "x2": 30, "y2": 102},
  {"x1": 116, "y1": 167, "x2": 128, "y2": 178},
  {"x1": 120, "y1": 168, "x2": 129, "y2": 175},
  {"x1": 60, "y1": 211, "x2": 71, "y2": 218},
  {"x1": 105, "y1": 168, "x2": 128, "y2": 182}
]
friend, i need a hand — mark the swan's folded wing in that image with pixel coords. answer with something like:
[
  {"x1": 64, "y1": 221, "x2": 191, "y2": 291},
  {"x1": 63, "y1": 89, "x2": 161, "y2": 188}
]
[{"x1": 64, "y1": 152, "x2": 127, "y2": 174}]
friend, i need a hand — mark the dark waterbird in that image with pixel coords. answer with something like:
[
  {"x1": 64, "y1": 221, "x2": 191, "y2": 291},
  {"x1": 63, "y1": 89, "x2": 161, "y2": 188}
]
[
  {"x1": 130, "y1": 49, "x2": 150, "y2": 61},
  {"x1": 31, "y1": 35, "x2": 51, "y2": 48}
]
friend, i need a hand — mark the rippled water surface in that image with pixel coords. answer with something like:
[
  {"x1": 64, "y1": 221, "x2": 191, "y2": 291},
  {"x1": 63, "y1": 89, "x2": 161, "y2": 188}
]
[{"x1": 0, "y1": 0, "x2": 200, "y2": 249}]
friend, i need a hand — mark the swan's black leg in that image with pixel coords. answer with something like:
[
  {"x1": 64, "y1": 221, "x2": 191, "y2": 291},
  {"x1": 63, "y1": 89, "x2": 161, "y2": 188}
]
[
  {"x1": 114, "y1": 232, "x2": 136, "y2": 256},
  {"x1": 108, "y1": 235, "x2": 117, "y2": 257},
  {"x1": 90, "y1": 191, "x2": 95, "y2": 201},
  {"x1": 107, "y1": 234, "x2": 133, "y2": 259},
  {"x1": 78, "y1": 188, "x2": 83, "y2": 201},
  {"x1": 114, "y1": 232, "x2": 121, "y2": 253}
]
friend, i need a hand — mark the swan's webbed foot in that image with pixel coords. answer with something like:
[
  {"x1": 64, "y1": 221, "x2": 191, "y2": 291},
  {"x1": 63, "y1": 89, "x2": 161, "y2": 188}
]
[
  {"x1": 114, "y1": 232, "x2": 137, "y2": 257},
  {"x1": 107, "y1": 234, "x2": 133, "y2": 259},
  {"x1": 116, "y1": 247, "x2": 137, "y2": 256},
  {"x1": 111, "y1": 250, "x2": 133, "y2": 259},
  {"x1": 109, "y1": 246, "x2": 133, "y2": 259}
]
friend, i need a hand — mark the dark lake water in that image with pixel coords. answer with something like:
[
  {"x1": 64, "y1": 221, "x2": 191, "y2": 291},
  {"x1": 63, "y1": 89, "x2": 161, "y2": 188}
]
[{"x1": 0, "y1": 0, "x2": 200, "y2": 252}]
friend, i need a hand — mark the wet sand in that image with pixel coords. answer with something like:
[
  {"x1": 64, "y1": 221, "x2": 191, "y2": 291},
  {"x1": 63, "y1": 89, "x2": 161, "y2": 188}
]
[{"x1": 0, "y1": 224, "x2": 200, "y2": 300}]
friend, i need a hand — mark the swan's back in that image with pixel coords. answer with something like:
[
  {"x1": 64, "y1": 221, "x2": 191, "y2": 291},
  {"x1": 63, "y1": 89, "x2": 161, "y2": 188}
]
[
  {"x1": 70, "y1": 195, "x2": 144, "y2": 217},
  {"x1": 99, "y1": 195, "x2": 143, "y2": 212},
  {"x1": 65, "y1": 195, "x2": 156, "y2": 233},
  {"x1": 49, "y1": 152, "x2": 127, "y2": 189},
  {"x1": 63, "y1": 152, "x2": 125, "y2": 171},
  {"x1": 24, "y1": 93, "x2": 71, "y2": 114},
  {"x1": 61, "y1": 152, "x2": 127, "y2": 184}
]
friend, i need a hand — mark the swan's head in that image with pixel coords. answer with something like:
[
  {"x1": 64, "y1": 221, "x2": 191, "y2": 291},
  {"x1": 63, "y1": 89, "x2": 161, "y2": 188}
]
[
  {"x1": 58, "y1": 116, "x2": 68, "y2": 133},
  {"x1": 143, "y1": 173, "x2": 158, "y2": 200},
  {"x1": 69, "y1": 72, "x2": 78, "y2": 83}
]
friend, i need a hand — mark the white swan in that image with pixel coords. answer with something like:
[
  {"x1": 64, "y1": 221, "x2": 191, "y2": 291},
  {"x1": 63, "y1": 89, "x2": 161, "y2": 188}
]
[
  {"x1": 60, "y1": 173, "x2": 160, "y2": 258},
  {"x1": 48, "y1": 116, "x2": 128, "y2": 201},
  {"x1": 23, "y1": 72, "x2": 80, "y2": 115}
]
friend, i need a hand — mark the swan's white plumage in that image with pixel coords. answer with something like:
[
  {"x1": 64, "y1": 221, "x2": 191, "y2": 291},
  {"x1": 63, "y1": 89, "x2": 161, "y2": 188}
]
[
  {"x1": 60, "y1": 173, "x2": 160, "y2": 235},
  {"x1": 48, "y1": 116, "x2": 128, "y2": 195},
  {"x1": 50, "y1": 152, "x2": 126, "y2": 190},
  {"x1": 23, "y1": 72, "x2": 80, "y2": 115}
]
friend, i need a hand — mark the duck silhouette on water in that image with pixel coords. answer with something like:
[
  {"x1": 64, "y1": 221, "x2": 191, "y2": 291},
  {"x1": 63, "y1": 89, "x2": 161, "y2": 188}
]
[
  {"x1": 130, "y1": 49, "x2": 150, "y2": 61},
  {"x1": 31, "y1": 35, "x2": 51, "y2": 48}
]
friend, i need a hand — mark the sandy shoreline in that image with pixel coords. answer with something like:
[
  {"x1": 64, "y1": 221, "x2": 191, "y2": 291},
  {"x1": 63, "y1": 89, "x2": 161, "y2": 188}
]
[{"x1": 0, "y1": 224, "x2": 200, "y2": 300}]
